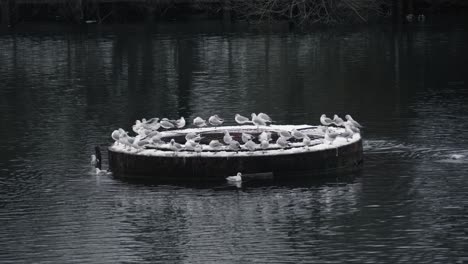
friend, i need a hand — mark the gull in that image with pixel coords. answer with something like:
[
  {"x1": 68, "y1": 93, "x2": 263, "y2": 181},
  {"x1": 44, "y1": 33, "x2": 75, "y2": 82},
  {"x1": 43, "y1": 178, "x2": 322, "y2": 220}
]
[
  {"x1": 259, "y1": 131, "x2": 272, "y2": 142},
  {"x1": 151, "y1": 134, "x2": 164, "y2": 145},
  {"x1": 333, "y1": 114, "x2": 344, "y2": 127},
  {"x1": 251, "y1": 113, "x2": 266, "y2": 127},
  {"x1": 223, "y1": 131, "x2": 233, "y2": 144},
  {"x1": 235, "y1": 114, "x2": 252, "y2": 125},
  {"x1": 185, "y1": 140, "x2": 197, "y2": 151},
  {"x1": 242, "y1": 132, "x2": 253, "y2": 143},
  {"x1": 320, "y1": 114, "x2": 333, "y2": 126},
  {"x1": 175, "y1": 117, "x2": 186, "y2": 129},
  {"x1": 339, "y1": 126, "x2": 354, "y2": 142},
  {"x1": 276, "y1": 136, "x2": 290, "y2": 149},
  {"x1": 303, "y1": 135, "x2": 311, "y2": 147},
  {"x1": 278, "y1": 130, "x2": 292, "y2": 139},
  {"x1": 160, "y1": 119, "x2": 175, "y2": 129},
  {"x1": 90, "y1": 154, "x2": 97, "y2": 166},
  {"x1": 194, "y1": 144, "x2": 203, "y2": 154},
  {"x1": 169, "y1": 139, "x2": 183, "y2": 152},
  {"x1": 324, "y1": 128, "x2": 338, "y2": 145},
  {"x1": 228, "y1": 140, "x2": 241, "y2": 152},
  {"x1": 258, "y1": 113, "x2": 273, "y2": 123},
  {"x1": 243, "y1": 140, "x2": 257, "y2": 152},
  {"x1": 209, "y1": 140, "x2": 224, "y2": 151},
  {"x1": 345, "y1": 114, "x2": 363, "y2": 128},
  {"x1": 226, "y1": 172, "x2": 242, "y2": 182},
  {"x1": 208, "y1": 115, "x2": 224, "y2": 127},
  {"x1": 145, "y1": 130, "x2": 160, "y2": 139},
  {"x1": 132, "y1": 120, "x2": 143, "y2": 133},
  {"x1": 95, "y1": 168, "x2": 111, "y2": 176},
  {"x1": 137, "y1": 139, "x2": 150, "y2": 148},
  {"x1": 344, "y1": 121, "x2": 360, "y2": 133},
  {"x1": 260, "y1": 140, "x2": 269, "y2": 152},
  {"x1": 193, "y1": 117, "x2": 207, "y2": 128},
  {"x1": 111, "y1": 130, "x2": 120, "y2": 141},
  {"x1": 291, "y1": 128, "x2": 305, "y2": 139},
  {"x1": 185, "y1": 132, "x2": 202, "y2": 142}
]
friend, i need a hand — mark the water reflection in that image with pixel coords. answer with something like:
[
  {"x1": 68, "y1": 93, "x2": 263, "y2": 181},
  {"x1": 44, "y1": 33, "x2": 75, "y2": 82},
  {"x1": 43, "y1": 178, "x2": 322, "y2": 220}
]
[{"x1": 0, "y1": 20, "x2": 467, "y2": 263}]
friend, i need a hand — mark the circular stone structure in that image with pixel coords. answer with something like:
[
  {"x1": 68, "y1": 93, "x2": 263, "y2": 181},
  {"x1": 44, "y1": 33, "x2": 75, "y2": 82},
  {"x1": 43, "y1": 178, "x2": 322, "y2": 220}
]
[{"x1": 108, "y1": 125, "x2": 363, "y2": 181}]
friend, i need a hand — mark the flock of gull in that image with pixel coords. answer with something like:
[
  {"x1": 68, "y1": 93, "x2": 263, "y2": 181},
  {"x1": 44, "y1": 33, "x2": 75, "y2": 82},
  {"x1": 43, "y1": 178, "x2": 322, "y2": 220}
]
[{"x1": 110, "y1": 113, "x2": 362, "y2": 154}]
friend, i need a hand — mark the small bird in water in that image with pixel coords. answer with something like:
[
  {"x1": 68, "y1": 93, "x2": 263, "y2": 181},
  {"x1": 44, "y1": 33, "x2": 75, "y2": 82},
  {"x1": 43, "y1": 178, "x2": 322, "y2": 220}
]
[
  {"x1": 235, "y1": 114, "x2": 252, "y2": 125},
  {"x1": 208, "y1": 115, "x2": 224, "y2": 127},
  {"x1": 320, "y1": 114, "x2": 333, "y2": 126},
  {"x1": 333, "y1": 115, "x2": 344, "y2": 127},
  {"x1": 345, "y1": 114, "x2": 362, "y2": 128},
  {"x1": 193, "y1": 117, "x2": 207, "y2": 128},
  {"x1": 226, "y1": 172, "x2": 242, "y2": 182}
]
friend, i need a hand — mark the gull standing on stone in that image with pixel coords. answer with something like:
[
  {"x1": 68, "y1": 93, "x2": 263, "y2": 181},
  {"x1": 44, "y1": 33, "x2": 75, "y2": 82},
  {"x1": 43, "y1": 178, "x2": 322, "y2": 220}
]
[
  {"x1": 333, "y1": 114, "x2": 344, "y2": 127},
  {"x1": 339, "y1": 125, "x2": 354, "y2": 142},
  {"x1": 345, "y1": 114, "x2": 363, "y2": 128},
  {"x1": 223, "y1": 131, "x2": 233, "y2": 144},
  {"x1": 242, "y1": 132, "x2": 254, "y2": 143},
  {"x1": 193, "y1": 117, "x2": 207, "y2": 128},
  {"x1": 276, "y1": 136, "x2": 290, "y2": 149},
  {"x1": 320, "y1": 114, "x2": 334, "y2": 126},
  {"x1": 278, "y1": 130, "x2": 292, "y2": 139},
  {"x1": 259, "y1": 131, "x2": 272, "y2": 142},
  {"x1": 185, "y1": 132, "x2": 202, "y2": 142},
  {"x1": 209, "y1": 140, "x2": 224, "y2": 151},
  {"x1": 303, "y1": 135, "x2": 311, "y2": 148},
  {"x1": 260, "y1": 140, "x2": 269, "y2": 152},
  {"x1": 175, "y1": 117, "x2": 186, "y2": 129},
  {"x1": 111, "y1": 130, "x2": 121, "y2": 142},
  {"x1": 291, "y1": 128, "x2": 305, "y2": 139},
  {"x1": 243, "y1": 140, "x2": 257, "y2": 152},
  {"x1": 251, "y1": 113, "x2": 266, "y2": 127},
  {"x1": 170, "y1": 139, "x2": 183, "y2": 152},
  {"x1": 228, "y1": 140, "x2": 241, "y2": 152},
  {"x1": 208, "y1": 115, "x2": 224, "y2": 127},
  {"x1": 258, "y1": 113, "x2": 273, "y2": 123},
  {"x1": 324, "y1": 128, "x2": 338, "y2": 145},
  {"x1": 235, "y1": 114, "x2": 252, "y2": 125},
  {"x1": 160, "y1": 118, "x2": 175, "y2": 129},
  {"x1": 185, "y1": 140, "x2": 197, "y2": 151}
]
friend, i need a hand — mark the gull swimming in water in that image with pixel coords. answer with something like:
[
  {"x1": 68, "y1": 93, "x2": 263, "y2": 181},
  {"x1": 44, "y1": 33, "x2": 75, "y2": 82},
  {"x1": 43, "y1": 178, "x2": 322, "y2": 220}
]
[
  {"x1": 345, "y1": 114, "x2": 362, "y2": 128},
  {"x1": 226, "y1": 172, "x2": 242, "y2": 182},
  {"x1": 229, "y1": 140, "x2": 241, "y2": 152},
  {"x1": 193, "y1": 117, "x2": 207, "y2": 128},
  {"x1": 223, "y1": 131, "x2": 233, "y2": 144},
  {"x1": 251, "y1": 113, "x2": 267, "y2": 127},
  {"x1": 291, "y1": 128, "x2": 305, "y2": 139},
  {"x1": 235, "y1": 114, "x2": 252, "y2": 125},
  {"x1": 333, "y1": 115, "x2": 344, "y2": 127},
  {"x1": 208, "y1": 115, "x2": 224, "y2": 127},
  {"x1": 160, "y1": 119, "x2": 175, "y2": 129},
  {"x1": 258, "y1": 113, "x2": 273, "y2": 123},
  {"x1": 241, "y1": 132, "x2": 254, "y2": 143},
  {"x1": 320, "y1": 114, "x2": 333, "y2": 126}
]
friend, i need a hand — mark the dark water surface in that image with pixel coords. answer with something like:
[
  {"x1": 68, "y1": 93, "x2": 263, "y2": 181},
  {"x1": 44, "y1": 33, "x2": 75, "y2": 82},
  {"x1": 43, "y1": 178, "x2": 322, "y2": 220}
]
[{"x1": 1, "y1": 20, "x2": 467, "y2": 263}]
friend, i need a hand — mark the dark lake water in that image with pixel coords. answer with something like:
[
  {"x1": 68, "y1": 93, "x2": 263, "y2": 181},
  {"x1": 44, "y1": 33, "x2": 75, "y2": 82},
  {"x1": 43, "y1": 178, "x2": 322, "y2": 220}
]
[{"x1": 1, "y1": 19, "x2": 467, "y2": 263}]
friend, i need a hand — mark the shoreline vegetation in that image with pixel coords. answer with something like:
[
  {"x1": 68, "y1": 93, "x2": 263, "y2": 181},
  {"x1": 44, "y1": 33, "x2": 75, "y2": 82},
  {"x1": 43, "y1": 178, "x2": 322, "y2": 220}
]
[{"x1": 1, "y1": 0, "x2": 467, "y2": 27}]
